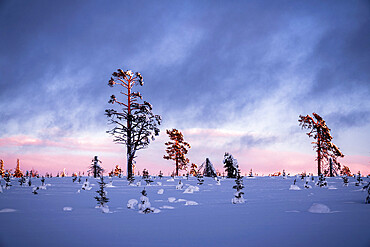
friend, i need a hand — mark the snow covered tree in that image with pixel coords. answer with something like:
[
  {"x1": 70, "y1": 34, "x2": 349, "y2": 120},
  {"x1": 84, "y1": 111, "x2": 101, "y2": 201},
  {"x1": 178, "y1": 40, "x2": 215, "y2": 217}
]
[
  {"x1": 342, "y1": 176, "x2": 349, "y2": 186},
  {"x1": 197, "y1": 174, "x2": 204, "y2": 185},
  {"x1": 189, "y1": 163, "x2": 198, "y2": 176},
  {"x1": 113, "y1": 165, "x2": 122, "y2": 177},
  {"x1": 340, "y1": 165, "x2": 352, "y2": 176},
  {"x1": 299, "y1": 113, "x2": 344, "y2": 176},
  {"x1": 89, "y1": 156, "x2": 103, "y2": 178},
  {"x1": 14, "y1": 159, "x2": 23, "y2": 178},
  {"x1": 232, "y1": 169, "x2": 245, "y2": 204},
  {"x1": 163, "y1": 129, "x2": 191, "y2": 176},
  {"x1": 138, "y1": 189, "x2": 154, "y2": 214},
  {"x1": 363, "y1": 182, "x2": 370, "y2": 204},
  {"x1": 106, "y1": 69, "x2": 161, "y2": 179},
  {"x1": 0, "y1": 160, "x2": 5, "y2": 177},
  {"x1": 223, "y1": 153, "x2": 238, "y2": 178},
  {"x1": 18, "y1": 177, "x2": 26, "y2": 186},
  {"x1": 41, "y1": 176, "x2": 45, "y2": 186},
  {"x1": 4, "y1": 175, "x2": 11, "y2": 189},
  {"x1": 199, "y1": 158, "x2": 217, "y2": 177},
  {"x1": 94, "y1": 176, "x2": 109, "y2": 211},
  {"x1": 316, "y1": 174, "x2": 328, "y2": 187},
  {"x1": 355, "y1": 171, "x2": 363, "y2": 186},
  {"x1": 248, "y1": 169, "x2": 253, "y2": 177}
]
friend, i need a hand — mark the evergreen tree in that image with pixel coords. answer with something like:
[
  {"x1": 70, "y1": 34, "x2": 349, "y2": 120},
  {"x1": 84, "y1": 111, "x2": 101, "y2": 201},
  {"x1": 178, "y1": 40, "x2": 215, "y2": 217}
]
[
  {"x1": 163, "y1": 129, "x2": 191, "y2": 176},
  {"x1": 363, "y1": 182, "x2": 370, "y2": 204},
  {"x1": 197, "y1": 174, "x2": 204, "y2": 185},
  {"x1": 223, "y1": 153, "x2": 238, "y2": 178},
  {"x1": 232, "y1": 169, "x2": 245, "y2": 204},
  {"x1": 4, "y1": 175, "x2": 11, "y2": 189},
  {"x1": 342, "y1": 176, "x2": 349, "y2": 186},
  {"x1": 248, "y1": 169, "x2": 253, "y2": 177},
  {"x1": 89, "y1": 156, "x2": 104, "y2": 178},
  {"x1": 41, "y1": 176, "x2": 45, "y2": 186},
  {"x1": 14, "y1": 159, "x2": 23, "y2": 178},
  {"x1": 158, "y1": 170, "x2": 163, "y2": 179},
  {"x1": 0, "y1": 160, "x2": 4, "y2": 177},
  {"x1": 138, "y1": 189, "x2": 153, "y2": 214},
  {"x1": 199, "y1": 158, "x2": 217, "y2": 177},
  {"x1": 94, "y1": 177, "x2": 109, "y2": 210},
  {"x1": 299, "y1": 113, "x2": 344, "y2": 176},
  {"x1": 316, "y1": 174, "x2": 327, "y2": 187},
  {"x1": 355, "y1": 171, "x2": 363, "y2": 186},
  {"x1": 189, "y1": 163, "x2": 198, "y2": 176},
  {"x1": 106, "y1": 69, "x2": 161, "y2": 180},
  {"x1": 18, "y1": 177, "x2": 25, "y2": 186}
]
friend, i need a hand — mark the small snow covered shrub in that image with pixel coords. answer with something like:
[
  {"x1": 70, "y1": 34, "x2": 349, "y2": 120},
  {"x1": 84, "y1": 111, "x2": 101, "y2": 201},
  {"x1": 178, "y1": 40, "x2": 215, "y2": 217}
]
[
  {"x1": 138, "y1": 189, "x2": 160, "y2": 214},
  {"x1": 4, "y1": 176, "x2": 11, "y2": 189},
  {"x1": 355, "y1": 172, "x2": 363, "y2": 186},
  {"x1": 18, "y1": 177, "x2": 26, "y2": 186},
  {"x1": 363, "y1": 182, "x2": 370, "y2": 204},
  {"x1": 176, "y1": 180, "x2": 183, "y2": 190},
  {"x1": 32, "y1": 187, "x2": 39, "y2": 194},
  {"x1": 342, "y1": 176, "x2": 349, "y2": 186},
  {"x1": 304, "y1": 181, "x2": 312, "y2": 189},
  {"x1": 316, "y1": 174, "x2": 327, "y2": 187},
  {"x1": 197, "y1": 175, "x2": 204, "y2": 185},
  {"x1": 94, "y1": 177, "x2": 109, "y2": 212},
  {"x1": 232, "y1": 170, "x2": 245, "y2": 204},
  {"x1": 81, "y1": 179, "x2": 92, "y2": 190},
  {"x1": 127, "y1": 199, "x2": 138, "y2": 209},
  {"x1": 41, "y1": 176, "x2": 45, "y2": 186}
]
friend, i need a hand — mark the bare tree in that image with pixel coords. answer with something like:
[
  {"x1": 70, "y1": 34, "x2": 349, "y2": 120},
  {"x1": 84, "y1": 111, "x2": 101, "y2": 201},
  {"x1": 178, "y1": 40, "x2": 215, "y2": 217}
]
[
  {"x1": 163, "y1": 129, "x2": 191, "y2": 176},
  {"x1": 106, "y1": 69, "x2": 161, "y2": 179},
  {"x1": 299, "y1": 112, "x2": 344, "y2": 176}
]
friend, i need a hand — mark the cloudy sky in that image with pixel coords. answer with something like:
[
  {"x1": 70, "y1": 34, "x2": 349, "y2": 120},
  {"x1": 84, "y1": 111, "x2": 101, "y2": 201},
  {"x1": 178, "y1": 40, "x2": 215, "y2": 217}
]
[{"x1": 1, "y1": 0, "x2": 369, "y2": 176}]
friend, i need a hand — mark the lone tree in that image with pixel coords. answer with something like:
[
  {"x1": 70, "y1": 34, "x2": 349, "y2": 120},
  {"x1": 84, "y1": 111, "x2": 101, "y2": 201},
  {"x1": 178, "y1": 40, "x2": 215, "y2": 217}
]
[
  {"x1": 106, "y1": 69, "x2": 161, "y2": 179},
  {"x1": 299, "y1": 113, "x2": 344, "y2": 176},
  {"x1": 163, "y1": 129, "x2": 191, "y2": 176},
  {"x1": 14, "y1": 159, "x2": 23, "y2": 178},
  {"x1": 223, "y1": 152, "x2": 238, "y2": 178},
  {"x1": 0, "y1": 160, "x2": 5, "y2": 177}
]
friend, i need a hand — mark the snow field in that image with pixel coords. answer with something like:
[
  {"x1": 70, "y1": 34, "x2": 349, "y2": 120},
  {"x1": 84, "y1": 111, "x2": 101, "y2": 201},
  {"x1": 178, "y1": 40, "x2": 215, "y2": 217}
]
[{"x1": 0, "y1": 175, "x2": 369, "y2": 247}]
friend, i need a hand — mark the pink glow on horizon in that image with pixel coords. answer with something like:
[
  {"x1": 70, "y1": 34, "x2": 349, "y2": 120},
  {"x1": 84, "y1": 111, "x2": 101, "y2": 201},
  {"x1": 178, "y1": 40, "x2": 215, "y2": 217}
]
[{"x1": 1, "y1": 134, "x2": 369, "y2": 176}]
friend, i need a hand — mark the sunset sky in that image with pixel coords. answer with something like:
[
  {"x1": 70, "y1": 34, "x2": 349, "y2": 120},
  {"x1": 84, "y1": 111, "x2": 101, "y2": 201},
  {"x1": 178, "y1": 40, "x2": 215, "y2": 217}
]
[{"x1": 1, "y1": 0, "x2": 369, "y2": 176}]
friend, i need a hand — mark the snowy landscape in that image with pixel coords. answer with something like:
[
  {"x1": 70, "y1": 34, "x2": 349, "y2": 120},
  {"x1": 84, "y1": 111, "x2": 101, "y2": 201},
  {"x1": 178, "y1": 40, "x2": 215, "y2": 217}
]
[{"x1": 0, "y1": 175, "x2": 369, "y2": 247}]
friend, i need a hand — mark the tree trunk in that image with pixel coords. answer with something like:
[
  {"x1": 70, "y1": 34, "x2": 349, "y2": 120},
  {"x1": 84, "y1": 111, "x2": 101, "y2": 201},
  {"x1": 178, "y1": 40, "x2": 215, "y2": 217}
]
[
  {"x1": 176, "y1": 157, "x2": 179, "y2": 176},
  {"x1": 329, "y1": 158, "x2": 333, "y2": 177}
]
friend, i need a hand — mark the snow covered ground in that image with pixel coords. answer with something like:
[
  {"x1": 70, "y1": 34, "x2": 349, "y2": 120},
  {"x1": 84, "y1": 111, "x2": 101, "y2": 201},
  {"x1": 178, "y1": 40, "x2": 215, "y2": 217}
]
[{"x1": 0, "y1": 175, "x2": 369, "y2": 247}]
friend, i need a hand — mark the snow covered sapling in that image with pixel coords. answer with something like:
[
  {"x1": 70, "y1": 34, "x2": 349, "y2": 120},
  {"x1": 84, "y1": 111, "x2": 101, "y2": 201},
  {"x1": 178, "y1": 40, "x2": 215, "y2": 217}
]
[
  {"x1": 293, "y1": 179, "x2": 297, "y2": 185},
  {"x1": 106, "y1": 69, "x2": 161, "y2": 180},
  {"x1": 138, "y1": 189, "x2": 153, "y2": 214},
  {"x1": 282, "y1": 170, "x2": 286, "y2": 179},
  {"x1": 316, "y1": 174, "x2": 327, "y2": 187},
  {"x1": 41, "y1": 176, "x2": 45, "y2": 186},
  {"x1": 81, "y1": 179, "x2": 92, "y2": 190},
  {"x1": 223, "y1": 153, "x2": 238, "y2": 178},
  {"x1": 78, "y1": 176, "x2": 81, "y2": 183},
  {"x1": 355, "y1": 172, "x2": 363, "y2": 186},
  {"x1": 158, "y1": 170, "x2": 163, "y2": 179},
  {"x1": 363, "y1": 182, "x2": 370, "y2": 204},
  {"x1": 32, "y1": 187, "x2": 39, "y2": 194},
  {"x1": 248, "y1": 169, "x2": 253, "y2": 177},
  {"x1": 94, "y1": 177, "x2": 109, "y2": 211},
  {"x1": 4, "y1": 176, "x2": 11, "y2": 189},
  {"x1": 304, "y1": 181, "x2": 312, "y2": 189},
  {"x1": 197, "y1": 175, "x2": 204, "y2": 185},
  {"x1": 176, "y1": 180, "x2": 183, "y2": 190},
  {"x1": 232, "y1": 170, "x2": 245, "y2": 204},
  {"x1": 72, "y1": 176, "x2": 77, "y2": 183},
  {"x1": 28, "y1": 177, "x2": 32, "y2": 187},
  {"x1": 163, "y1": 129, "x2": 191, "y2": 176},
  {"x1": 127, "y1": 176, "x2": 135, "y2": 185},
  {"x1": 342, "y1": 176, "x2": 349, "y2": 186},
  {"x1": 18, "y1": 177, "x2": 26, "y2": 186}
]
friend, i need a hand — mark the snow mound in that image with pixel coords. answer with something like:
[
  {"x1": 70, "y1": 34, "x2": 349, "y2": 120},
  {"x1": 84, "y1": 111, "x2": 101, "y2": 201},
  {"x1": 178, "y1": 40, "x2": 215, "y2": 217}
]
[
  {"x1": 39, "y1": 185, "x2": 47, "y2": 190},
  {"x1": 160, "y1": 205, "x2": 174, "y2": 209},
  {"x1": 167, "y1": 178, "x2": 174, "y2": 182},
  {"x1": 63, "y1": 207, "x2": 73, "y2": 212},
  {"x1": 0, "y1": 208, "x2": 17, "y2": 213},
  {"x1": 328, "y1": 186, "x2": 337, "y2": 190},
  {"x1": 289, "y1": 185, "x2": 301, "y2": 190},
  {"x1": 127, "y1": 199, "x2": 138, "y2": 209},
  {"x1": 308, "y1": 203, "x2": 331, "y2": 213},
  {"x1": 106, "y1": 182, "x2": 115, "y2": 188},
  {"x1": 100, "y1": 206, "x2": 110, "y2": 213},
  {"x1": 157, "y1": 189, "x2": 164, "y2": 194},
  {"x1": 168, "y1": 197, "x2": 176, "y2": 203},
  {"x1": 136, "y1": 182, "x2": 141, "y2": 187},
  {"x1": 183, "y1": 185, "x2": 200, "y2": 194},
  {"x1": 157, "y1": 182, "x2": 162, "y2": 186},
  {"x1": 232, "y1": 197, "x2": 245, "y2": 204},
  {"x1": 176, "y1": 199, "x2": 187, "y2": 202},
  {"x1": 76, "y1": 190, "x2": 80, "y2": 193},
  {"x1": 185, "y1": 201, "x2": 198, "y2": 206}
]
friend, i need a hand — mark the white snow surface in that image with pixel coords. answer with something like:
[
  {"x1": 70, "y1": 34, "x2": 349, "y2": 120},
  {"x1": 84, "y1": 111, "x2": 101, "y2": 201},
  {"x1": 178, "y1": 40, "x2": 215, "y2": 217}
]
[
  {"x1": 63, "y1": 207, "x2": 73, "y2": 211},
  {"x1": 308, "y1": 203, "x2": 331, "y2": 213},
  {"x1": 289, "y1": 185, "x2": 302, "y2": 190},
  {"x1": 157, "y1": 189, "x2": 164, "y2": 194},
  {"x1": 0, "y1": 176, "x2": 369, "y2": 247}
]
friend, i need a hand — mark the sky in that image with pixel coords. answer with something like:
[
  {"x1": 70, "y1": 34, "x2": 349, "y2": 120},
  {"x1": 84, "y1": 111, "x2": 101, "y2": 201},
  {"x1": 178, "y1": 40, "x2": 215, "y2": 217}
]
[{"x1": 0, "y1": 0, "x2": 369, "y2": 176}]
